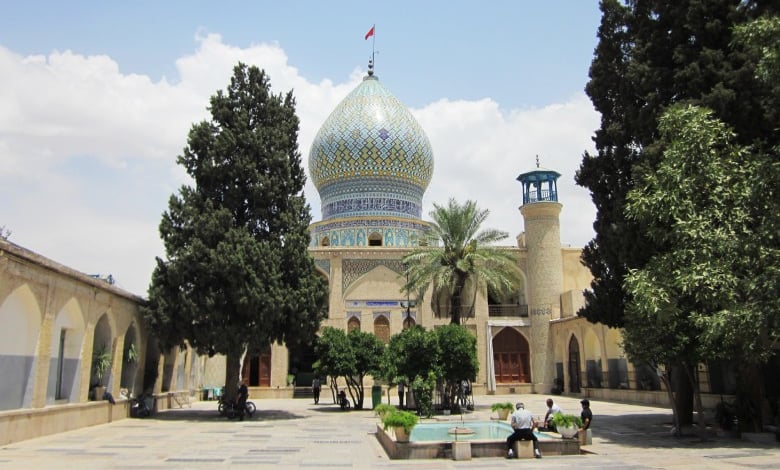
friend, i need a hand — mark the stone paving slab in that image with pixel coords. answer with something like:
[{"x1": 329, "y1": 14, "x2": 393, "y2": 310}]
[{"x1": 0, "y1": 394, "x2": 777, "y2": 469}]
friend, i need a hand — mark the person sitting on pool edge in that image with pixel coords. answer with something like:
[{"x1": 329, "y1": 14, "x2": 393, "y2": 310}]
[{"x1": 506, "y1": 402, "x2": 542, "y2": 459}]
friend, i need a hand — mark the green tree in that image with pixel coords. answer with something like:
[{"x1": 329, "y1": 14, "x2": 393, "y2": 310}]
[
  {"x1": 435, "y1": 324, "x2": 478, "y2": 411},
  {"x1": 576, "y1": 0, "x2": 779, "y2": 426},
  {"x1": 313, "y1": 327, "x2": 352, "y2": 403},
  {"x1": 314, "y1": 327, "x2": 385, "y2": 410},
  {"x1": 383, "y1": 326, "x2": 440, "y2": 387},
  {"x1": 402, "y1": 199, "x2": 522, "y2": 325},
  {"x1": 624, "y1": 104, "x2": 772, "y2": 433},
  {"x1": 144, "y1": 63, "x2": 328, "y2": 401}
]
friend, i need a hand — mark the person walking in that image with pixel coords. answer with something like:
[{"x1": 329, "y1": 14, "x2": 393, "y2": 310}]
[
  {"x1": 312, "y1": 376, "x2": 321, "y2": 404},
  {"x1": 397, "y1": 381, "x2": 405, "y2": 409},
  {"x1": 506, "y1": 402, "x2": 541, "y2": 459}
]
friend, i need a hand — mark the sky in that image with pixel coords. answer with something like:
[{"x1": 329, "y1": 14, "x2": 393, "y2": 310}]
[{"x1": 0, "y1": 1, "x2": 603, "y2": 297}]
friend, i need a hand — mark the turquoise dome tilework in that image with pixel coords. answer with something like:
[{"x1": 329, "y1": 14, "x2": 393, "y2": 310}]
[
  {"x1": 309, "y1": 75, "x2": 434, "y2": 221},
  {"x1": 309, "y1": 218, "x2": 432, "y2": 248}
]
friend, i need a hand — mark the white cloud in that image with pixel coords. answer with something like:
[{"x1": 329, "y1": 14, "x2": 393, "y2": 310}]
[{"x1": 0, "y1": 34, "x2": 597, "y2": 297}]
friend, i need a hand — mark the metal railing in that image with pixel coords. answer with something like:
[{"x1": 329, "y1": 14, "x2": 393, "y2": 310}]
[{"x1": 488, "y1": 304, "x2": 529, "y2": 317}]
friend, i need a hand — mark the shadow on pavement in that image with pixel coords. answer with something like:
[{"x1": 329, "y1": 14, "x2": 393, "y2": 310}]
[
  {"x1": 147, "y1": 407, "x2": 305, "y2": 422},
  {"x1": 593, "y1": 413, "x2": 777, "y2": 452}
]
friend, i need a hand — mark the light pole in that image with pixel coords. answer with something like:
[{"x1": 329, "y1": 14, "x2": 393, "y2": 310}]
[{"x1": 400, "y1": 271, "x2": 416, "y2": 327}]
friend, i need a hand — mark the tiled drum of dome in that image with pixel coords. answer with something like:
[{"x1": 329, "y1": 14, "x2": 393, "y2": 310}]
[{"x1": 309, "y1": 76, "x2": 434, "y2": 221}]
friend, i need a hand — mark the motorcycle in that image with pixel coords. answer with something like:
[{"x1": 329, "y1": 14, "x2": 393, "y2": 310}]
[
  {"x1": 130, "y1": 394, "x2": 153, "y2": 418},
  {"x1": 218, "y1": 396, "x2": 256, "y2": 419}
]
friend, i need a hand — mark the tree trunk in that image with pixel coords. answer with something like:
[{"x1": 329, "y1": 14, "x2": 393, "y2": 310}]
[
  {"x1": 450, "y1": 273, "x2": 467, "y2": 325},
  {"x1": 672, "y1": 363, "x2": 694, "y2": 429},
  {"x1": 224, "y1": 348, "x2": 243, "y2": 402},
  {"x1": 736, "y1": 363, "x2": 764, "y2": 433},
  {"x1": 659, "y1": 367, "x2": 679, "y2": 436},
  {"x1": 683, "y1": 363, "x2": 708, "y2": 440}
]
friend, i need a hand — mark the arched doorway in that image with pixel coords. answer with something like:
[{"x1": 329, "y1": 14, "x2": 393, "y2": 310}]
[
  {"x1": 568, "y1": 335, "x2": 582, "y2": 393},
  {"x1": 492, "y1": 327, "x2": 530, "y2": 383}
]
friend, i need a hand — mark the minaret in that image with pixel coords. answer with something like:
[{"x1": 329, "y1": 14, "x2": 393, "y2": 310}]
[{"x1": 517, "y1": 156, "x2": 563, "y2": 393}]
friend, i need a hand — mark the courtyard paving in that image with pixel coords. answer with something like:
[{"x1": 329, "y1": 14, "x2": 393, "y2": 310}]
[{"x1": 0, "y1": 393, "x2": 777, "y2": 469}]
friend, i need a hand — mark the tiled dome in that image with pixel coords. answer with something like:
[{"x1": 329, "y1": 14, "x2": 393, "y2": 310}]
[{"x1": 308, "y1": 74, "x2": 434, "y2": 221}]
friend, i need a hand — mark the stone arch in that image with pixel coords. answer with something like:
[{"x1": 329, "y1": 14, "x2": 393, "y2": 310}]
[
  {"x1": 567, "y1": 334, "x2": 582, "y2": 393},
  {"x1": 347, "y1": 316, "x2": 361, "y2": 332},
  {"x1": 492, "y1": 327, "x2": 531, "y2": 383},
  {"x1": 143, "y1": 338, "x2": 161, "y2": 393},
  {"x1": 321, "y1": 236, "x2": 330, "y2": 247},
  {"x1": 49, "y1": 298, "x2": 85, "y2": 404},
  {"x1": 90, "y1": 313, "x2": 114, "y2": 390},
  {"x1": 604, "y1": 327, "x2": 628, "y2": 389},
  {"x1": 120, "y1": 322, "x2": 141, "y2": 395},
  {"x1": 373, "y1": 314, "x2": 390, "y2": 343},
  {"x1": 402, "y1": 315, "x2": 415, "y2": 330},
  {"x1": 161, "y1": 348, "x2": 177, "y2": 392},
  {"x1": 368, "y1": 231, "x2": 382, "y2": 247},
  {"x1": 0, "y1": 284, "x2": 42, "y2": 410},
  {"x1": 583, "y1": 328, "x2": 603, "y2": 388}
]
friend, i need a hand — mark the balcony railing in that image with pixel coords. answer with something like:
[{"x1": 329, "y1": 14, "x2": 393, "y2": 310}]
[{"x1": 488, "y1": 304, "x2": 529, "y2": 317}]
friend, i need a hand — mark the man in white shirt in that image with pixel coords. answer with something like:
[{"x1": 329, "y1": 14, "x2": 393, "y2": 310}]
[
  {"x1": 543, "y1": 398, "x2": 562, "y2": 431},
  {"x1": 506, "y1": 402, "x2": 542, "y2": 459}
]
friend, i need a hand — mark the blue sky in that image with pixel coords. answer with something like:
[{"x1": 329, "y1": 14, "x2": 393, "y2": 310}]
[{"x1": 0, "y1": 1, "x2": 603, "y2": 295}]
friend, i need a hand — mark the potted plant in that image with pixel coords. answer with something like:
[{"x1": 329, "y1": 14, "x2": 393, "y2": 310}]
[
  {"x1": 491, "y1": 402, "x2": 514, "y2": 420},
  {"x1": 374, "y1": 403, "x2": 396, "y2": 420},
  {"x1": 91, "y1": 344, "x2": 112, "y2": 400},
  {"x1": 382, "y1": 409, "x2": 419, "y2": 443},
  {"x1": 551, "y1": 412, "x2": 583, "y2": 439},
  {"x1": 125, "y1": 343, "x2": 138, "y2": 363}
]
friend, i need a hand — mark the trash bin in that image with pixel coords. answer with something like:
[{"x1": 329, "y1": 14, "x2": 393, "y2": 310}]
[{"x1": 371, "y1": 385, "x2": 382, "y2": 409}]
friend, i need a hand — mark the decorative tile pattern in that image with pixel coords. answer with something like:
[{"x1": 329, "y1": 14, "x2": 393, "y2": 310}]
[
  {"x1": 308, "y1": 76, "x2": 434, "y2": 221},
  {"x1": 310, "y1": 218, "x2": 434, "y2": 248},
  {"x1": 314, "y1": 259, "x2": 330, "y2": 277},
  {"x1": 342, "y1": 259, "x2": 404, "y2": 293}
]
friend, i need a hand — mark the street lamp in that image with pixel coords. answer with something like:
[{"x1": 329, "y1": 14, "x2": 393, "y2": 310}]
[{"x1": 400, "y1": 270, "x2": 416, "y2": 327}]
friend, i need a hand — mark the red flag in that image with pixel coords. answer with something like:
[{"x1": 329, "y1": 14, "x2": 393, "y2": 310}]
[{"x1": 364, "y1": 25, "x2": 375, "y2": 40}]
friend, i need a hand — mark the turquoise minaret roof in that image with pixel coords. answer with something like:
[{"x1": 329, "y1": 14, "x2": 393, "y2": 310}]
[{"x1": 516, "y1": 156, "x2": 561, "y2": 205}]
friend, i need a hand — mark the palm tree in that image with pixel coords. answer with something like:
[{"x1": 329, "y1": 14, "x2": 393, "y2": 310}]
[{"x1": 402, "y1": 198, "x2": 522, "y2": 324}]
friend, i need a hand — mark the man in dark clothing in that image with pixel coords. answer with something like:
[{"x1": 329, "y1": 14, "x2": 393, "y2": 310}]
[
  {"x1": 236, "y1": 380, "x2": 249, "y2": 421},
  {"x1": 312, "y1": 377, "x2": 321, "y2": 404},
  {"x1": 580, "y1": 399, "x2": 593, "y2": 431}
]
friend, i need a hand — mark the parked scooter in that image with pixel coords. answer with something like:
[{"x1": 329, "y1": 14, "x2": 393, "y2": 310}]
[{"x1": 130, "y1": 394, "x2": 154, "y2": 418}]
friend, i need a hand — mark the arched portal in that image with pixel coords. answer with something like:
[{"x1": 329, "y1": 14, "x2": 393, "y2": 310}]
[
  {"x1": 568, "y1": 335, "x2": 582, "y2": 393},
  {"x1": 374, "y1": 315, "x2": 390, "y2": 343},
  {"x1": 402, "y1": 315, "x2": 415, "y2": 330},
  {"x1": 492, "y1": 328, "x2": 530, "y2": 383},
  {"x1": 347, "y1": 316, "x2": 361, "y2": 332}
]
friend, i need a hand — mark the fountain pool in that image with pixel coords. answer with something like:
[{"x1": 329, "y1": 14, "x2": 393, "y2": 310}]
[
  {"x1": 375, "y1": 420, "x2": 580, "y2": 460},
  {"x1": 410, "y1": 421, "x2": 556, "y2": 442}
]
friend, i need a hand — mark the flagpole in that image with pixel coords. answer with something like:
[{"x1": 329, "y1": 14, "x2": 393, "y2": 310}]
[{"x1": 372, "y1": 24, "x2": 376, "y2": 72}]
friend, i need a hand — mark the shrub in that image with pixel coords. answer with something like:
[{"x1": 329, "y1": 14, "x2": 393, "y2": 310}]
[
  {"x1": 551, "y1": 412, "x2": 583, "y2": 428},
  {"x1": 491, "y1": 402, "x2": 514, "y2": 412},
  {"x1": 374, "y1": 403, "x2": 396, "y2": 418},
  {"x1": 382, "y1": 410, "x2": 419, "y2": 434}
]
